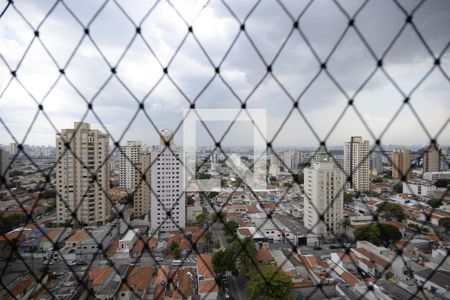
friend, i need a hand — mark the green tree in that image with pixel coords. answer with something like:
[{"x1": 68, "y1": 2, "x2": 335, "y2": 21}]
[
  {"x1": 354, "y1": 224, "x2": 402, "y2": 246},
  {"x1": 435, "y1": 179, "x2": 450, "y2": 188},
  {"x1": 297, "y1": 172, "x2": 304, "y2": 184},
  {"x1": 231, "y1": 237, "x2": 258, "y2": 277},
  {"x1": 427, "y1": 198, "x2": 442, "y2": 208},
  {"x1": 372, "y1": 177, "x2": 383, "y2": 183},
  {"x1": 224, "y1": 220, "x2": 239, "y2": 239},
  {"x1": 198, "y1": 173, "x2": 211, "y2": 180},
  {"x1": 212, "y1": 211, "x2": 226, "y2": 223},
  {"x1": 247, "y1": 267, "x2": 293, "y2": 300},
  {"x1": 212, "y1": 248, "x2": 237, "y2": 275},
  {"x1": 170, "y1": 241, "x2": 179, "y2": 252},
  {"x1": 39, "y1": 189, "x2": 57, "y2": 199},
  {"x1": 196, "y1": 211, "x2": 206, "y2": 225},
  {"x1": 9, "y1": 170, "x2": 24, "y2": 177},
  {"x1": 173, "y1": 248, "x2": 181, "y2": 259},
  {"x1": 212, "y1": 240, "x2": 221, "y2": 249},
  {"x1": 186, "y1": 195, "x2": 195, "y2": 206},
  {"x1": 233, "y1": 178, "x2": 243, "y2": 187},
  {"x1": 393, "y1": 182, "x2": 403, "y2": 193},
  {"x1": 439, "y1": 218, "x2": 450, "y2": 230},
  {"x1": 344, "y1": 192, "x2": 353, "y2": 204},
  {"x1": 376, "y1": 202, "x2": 405, "y2": 220}
]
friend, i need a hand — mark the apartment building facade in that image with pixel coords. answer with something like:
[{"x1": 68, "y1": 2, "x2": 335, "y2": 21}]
[
  {"x1": 304, "y1": 148, "x2": 344, "y2": 238},
  {"x1": 56, "y1": 122, "x2": 110, "y2": 225},
  {"x1": 344, "y1": 136, "x2": 370, "y2": 191},
  {"x1": 150, "y1": 129, "x2": 185, "y2": 232}
]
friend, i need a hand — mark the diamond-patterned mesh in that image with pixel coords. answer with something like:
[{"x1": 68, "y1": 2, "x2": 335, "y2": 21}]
[{"x1": 0, "y1": 0, "x2": 449, "y2": 299}]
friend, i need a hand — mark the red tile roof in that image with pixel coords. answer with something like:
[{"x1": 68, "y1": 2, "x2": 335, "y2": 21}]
[
  {"x1": 66, "y1": 231, "x2": 88, "y2": 244},
  {"x1": 197, "y1": 254, "x2": 215, "y2": 279},
  {"x1": 120, "y1": 266, "x2": 153, "y2": 294},
  {"x1": 90, "y1": 267, "x2": 113, "y2": 286}
]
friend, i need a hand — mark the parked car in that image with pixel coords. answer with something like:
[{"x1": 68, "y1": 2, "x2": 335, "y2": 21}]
[
  {"x1": 313, "y1": 246, "x2": 322, "y2": 250},
  {"x1": 155, "y1": 257, "x2": 163, "y2": 262}
]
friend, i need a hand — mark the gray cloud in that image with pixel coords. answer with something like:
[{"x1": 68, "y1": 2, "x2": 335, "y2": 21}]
[{"x1": 0, "y1": 0, "x2": 449, "y2": 148}]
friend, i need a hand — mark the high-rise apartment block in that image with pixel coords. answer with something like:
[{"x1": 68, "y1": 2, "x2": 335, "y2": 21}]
[
  {"x1": 304, "y1": 148, "x2": 344, "y2": 238},
  {"x1": 150, "y1": 129, "x2": 185, "y2": 232},
  {"x1": 56, "y1": 122, "x2": 110, "y2": 225},
  {"x1": 370, "y1": 152, "x2": 383, "y2": 174},
  {"x1": 392, "y1": 149, "x2": 411, "y2": 180},
  {"x1": 423, "y1": 143, "x2": 440, "y2": 173},
  {"x1": 344, "y1": 136, "x2": 370, "y2": 191},
  {"x1": 133, "y1": 151, "x2": 150, "y2": 219},
  {"x1": 119, "y1": 141, "x2": 142, "y2": 192},
  {"x1": 0, "y1": 148, "x2": 9, "y2": 188}
]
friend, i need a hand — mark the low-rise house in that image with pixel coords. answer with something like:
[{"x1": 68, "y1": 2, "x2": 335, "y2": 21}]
[
  {"x1": 197, "y1": 254, "x2": 218, "y2": 300},
  {"x1": 414, "y1": 268, "x2": 450, "y2": 298},
  {"x1": 117, "y1": 229, "x2": 139, "y2": 259},
  {"x1": 117, "y1": 266, "x2": 153, "y2": 299},
  {"x1": 66, "y1": 225, "x2": 117, "y2": 262},
  {"x1": 40, "y1": 228, "x2": 71, "y2": 251}
]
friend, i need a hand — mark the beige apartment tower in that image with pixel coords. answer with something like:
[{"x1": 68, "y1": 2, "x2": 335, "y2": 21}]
[
  {"x1": 304, "y1": 148, "x2": 344, "y2": 238},
  {"x1": 56, "y1": 122, "x2": 110, "y2": 225},
  {"x1": 392, "y1": 149, "x2": 411, "y2": 180},
  {"x1": 344, "y1": 136, "x2": 370, "y2": 191},
  {"x1": 133, "y1": 151, "x2": 151, "y2": 219},
  {"x1": 423, "y1": 143, "x2": 440, "y2": 173},
  {"x1": 119, "y1": 140, "x2": 142, "y2": 192}
]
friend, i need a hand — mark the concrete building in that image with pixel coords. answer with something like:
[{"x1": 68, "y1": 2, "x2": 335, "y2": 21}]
[
  {"x1": 133, "y1": 151, "x2": 150, "y2": 219},
  {"x1": 119, "y1": 140, "x2": 142, "y2": 192},
  {"x1": 370, "y1": 152, "x2": 383, "y2": 174},
  {"x1": 8, "y1": 142, "x2": 18, "y2": 157},
  {"x1": 423, "y1": 143, "x2": 440, "y2": 173},
  {"x1": 392, "y1": 148, "x2": 411, "y2": 180},
  {"x1": 402, "y1": 180, "x2": 436, "y2": 197},
  {"x1": 282, "y1": 150, "x2": 300, "y2": 172},
  {"x1": 56, "y1": 122, "x2": 110, "y2": 225},
  {"x1": 150, "y1": 129, "x2": 185, "y2": 232},
  {"x1": 344, "y1": 136, "x2": 369, "y2": 191},
  {"x1": 304, "y1": 148, "x2": 344, "y2": 238},
  {"x1": 423, "y1": 171, "x2": 450, "y2": 181},
  {"x1": 0, "y1": 148, "x2": 9, "y2": 188}
]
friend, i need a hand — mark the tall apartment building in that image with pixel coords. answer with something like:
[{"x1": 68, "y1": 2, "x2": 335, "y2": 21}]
[
  {"x1": 344, "y1": 136, "x2": 370, "y2": 191},
  {"x1": 56, "y1": 122, "x2": 110, "y2": 225},
  {"x1": 150, "y1": 129, "x2": 185, "y2": 232},
  {"x1": 392, "y1": 149, "x2": 411, "y2": 180},
  {"x1": 423, "y1": 143, "x2": 440, "y2": 173},
  {"x1": 0, "y1": 148, "x2": 9, "y2": 188},
  {"x1": 119, "y1": 141, "x2": 142, "y2": 192},
  {"x1": 304, "y1": 148, "x2": 344, "y2": 238},
  {"x1": 370, "y1": 152, "x2": 383, "y2": 174},
  {"x1": 133, "y1": 151, "x2": 150, "y2": 219},
  {"x1": 282, "y1": 150, "x2": 300, "y2": 172},
  {"x1": 8, "y1": 142, "x2": 17, "y2": 157}
]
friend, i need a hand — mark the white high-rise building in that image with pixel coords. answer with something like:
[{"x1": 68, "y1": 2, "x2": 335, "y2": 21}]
[
  {"x1": 56, "y1": 122, "x2": 110, "y2": 225},
  {"x1": 119, "y1": 140, "x2": 142, "y2": 192},
  {"x1": 344, "y1": 136, "x2": 370, "y2": 191},
  {"x1": 150, "y1": 129, "x2": 185, "y2": 232},
  {"x1": 304, "y1": 148, "x2": 344, "y2": 238},
  {"x1": 210, "y1": 150, "x2": 218, "y2": 172}
]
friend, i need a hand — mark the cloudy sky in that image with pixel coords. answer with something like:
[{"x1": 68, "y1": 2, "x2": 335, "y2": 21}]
[{"x1": 0, "y1": 0, "x2": 449, "y2": 148}]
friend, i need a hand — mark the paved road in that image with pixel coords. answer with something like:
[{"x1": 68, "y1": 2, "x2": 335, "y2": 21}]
[
  {"x1": 211, "y1": 222, "x2": 228, "y2": 249},
  {"x1": 228, "y1": 275, "x2": 246, "y2": 300}
]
